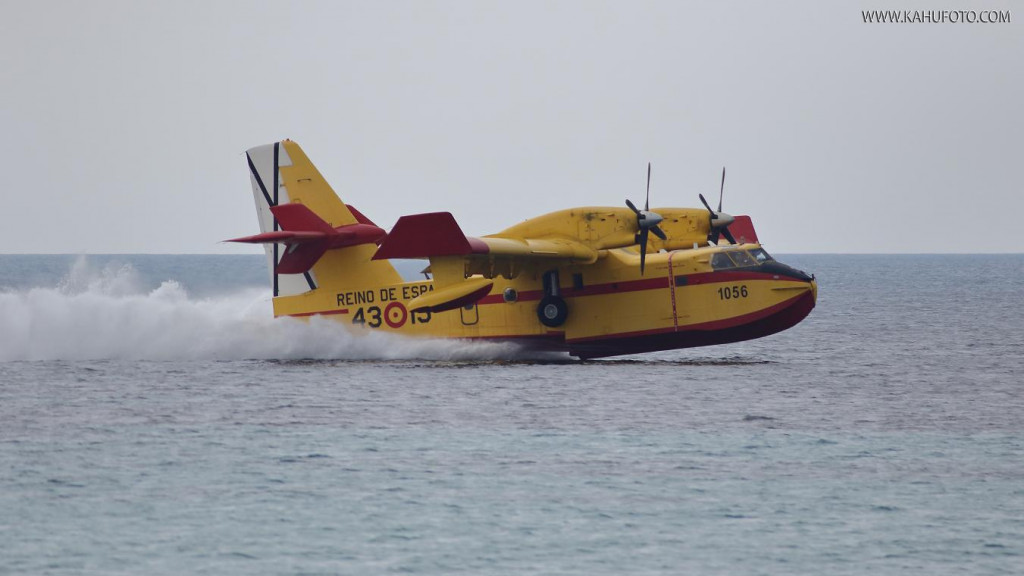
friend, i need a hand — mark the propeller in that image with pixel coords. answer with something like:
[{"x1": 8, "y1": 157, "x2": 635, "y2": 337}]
[
  {"x1": 700, "y1": 166, "x2": 737, "y2": 246},
  {"x1": 625, "y1": 162, "x2": 667, "y2": 275}
]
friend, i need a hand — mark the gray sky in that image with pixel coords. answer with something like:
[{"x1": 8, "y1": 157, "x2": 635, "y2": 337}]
[{"x1": 2, "y1": 0, "x2": 1020, "y2": 254}]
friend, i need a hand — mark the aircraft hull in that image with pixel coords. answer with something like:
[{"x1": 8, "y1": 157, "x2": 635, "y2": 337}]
[
  {"x1": 564, "y1": 288, "x2": 815, "y2": 359},
  {"x1": 274, "y1": 261, "x2": 816, "y2": 360}
]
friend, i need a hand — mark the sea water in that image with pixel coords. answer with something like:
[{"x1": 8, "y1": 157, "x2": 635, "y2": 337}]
[{"x1": 1, "y1": 254, "x2": 1022, "y2": 575}]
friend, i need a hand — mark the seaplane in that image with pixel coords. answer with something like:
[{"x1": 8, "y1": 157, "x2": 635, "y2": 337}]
[{"x1": 228, "y1": 140, "x2": 816, "y2": 359}]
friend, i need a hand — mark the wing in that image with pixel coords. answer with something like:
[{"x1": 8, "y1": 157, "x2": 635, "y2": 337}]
[
  {"x1": 374, "y1": 212, "x2": 597, "y2": 264},
  {"x1": 372, "y1": 211, "x2": 598, "y2": 264},
  {"x1": 373, "y1": 212, "x2": 598, "y2": 311}
]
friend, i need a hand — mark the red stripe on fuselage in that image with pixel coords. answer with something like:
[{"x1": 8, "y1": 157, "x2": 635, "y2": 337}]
[
  {"x1": 476, "y1": 270, "x2": 803, "y2": 305},
  {"x1": 288, "y1": 309, "x2": 350, "y2": 318},
  {"x1": 476, "y1": 276, "x2": 669, "y2": 305}
]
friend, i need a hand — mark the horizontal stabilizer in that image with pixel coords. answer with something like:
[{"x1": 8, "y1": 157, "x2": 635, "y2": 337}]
[
  {"x1": 226, "y1": 203, "x2": 386, "y2": 274},
  {"x1": 407, "y1": 277, "x2": 493, "y2": 313},
  {"x1": 228, "y1": 230, "x2": 324, "y2": 244},
  {"x1": 373, "y1": 212, "x2": 489, "y2": 260},
  {"x1": 729, "y1": 215, "x2": 759, "y2": 244},
  {"x1": 272, "y1": 203, "x2": 336, "y2": 234}
]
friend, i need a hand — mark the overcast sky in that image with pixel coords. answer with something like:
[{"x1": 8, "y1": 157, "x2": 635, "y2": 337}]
[{"x1": 2, "y1": 0, "x2": 1020, "y2": 254}]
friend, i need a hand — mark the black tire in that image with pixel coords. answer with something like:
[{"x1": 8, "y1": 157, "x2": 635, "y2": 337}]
[{"x1": 537, "y1": 295, "x2": 569, "y2": 327}]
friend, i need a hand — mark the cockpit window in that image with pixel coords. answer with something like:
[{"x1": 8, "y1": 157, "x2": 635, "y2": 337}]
[
  {"x1": 749, "y1": 248, "x2": 773, "y2": 263},
  {"x1": 728, "y1": 251, "x2": 757, "y2": 268},
  {"x1": 711, "y1": 252, "x2": 736, "y2": 269},
  {"x1": 712, "y1": 249, "x2": 773, "y2": 270}
]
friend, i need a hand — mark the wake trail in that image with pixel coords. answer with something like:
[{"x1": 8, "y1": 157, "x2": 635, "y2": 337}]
[{"x1": 0, "y1": 259, "x2": 550, "y2": 362}]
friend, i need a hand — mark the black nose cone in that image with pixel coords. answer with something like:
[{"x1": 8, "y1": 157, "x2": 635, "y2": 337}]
[{"x1": 759, "y1": 261, "x2": 813, "y2": 282}]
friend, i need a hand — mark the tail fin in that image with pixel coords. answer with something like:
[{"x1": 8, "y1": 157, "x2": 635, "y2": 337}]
[
  {"x1": 236, "y1": 140, "x2": 401, "y2": 300},
  {"x1": 729, "y1": 215, "x2": 759, "y2": 244}
]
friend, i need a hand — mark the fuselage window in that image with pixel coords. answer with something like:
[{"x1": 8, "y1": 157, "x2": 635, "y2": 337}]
[{"x1": 711, "y1": 252, "x2": 736, "y2": 270}]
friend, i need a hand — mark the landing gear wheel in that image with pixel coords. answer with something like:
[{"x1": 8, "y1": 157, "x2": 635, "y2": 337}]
[{"x1": 537, "y1": 295, "x2": 569, "y2": 327}]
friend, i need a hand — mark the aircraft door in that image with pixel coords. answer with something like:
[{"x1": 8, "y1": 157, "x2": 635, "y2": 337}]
[
  {"x1": 460, "y1": 303, "x2": 479, "y2": 325},
  {"x1": 667, "y1": 251, "x2": 682, "y2": 329}
]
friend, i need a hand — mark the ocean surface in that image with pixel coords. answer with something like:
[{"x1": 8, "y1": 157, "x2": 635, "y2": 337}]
[{"x1": 1, "y1": 254, "x2": 1022, "y2": 575}]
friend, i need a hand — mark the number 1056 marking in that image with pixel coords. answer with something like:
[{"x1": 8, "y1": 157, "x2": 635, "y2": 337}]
[{"x1": 717, "y1": 285, "x2": 748, "y2": 300}]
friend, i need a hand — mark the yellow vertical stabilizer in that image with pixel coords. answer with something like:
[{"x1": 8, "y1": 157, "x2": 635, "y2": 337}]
[{"x1": 242, "y1": 140, "x2": 402, "y2": 312}]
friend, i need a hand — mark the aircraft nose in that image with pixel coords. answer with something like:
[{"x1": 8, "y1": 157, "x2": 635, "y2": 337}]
[
  {"x1": 809, "y1": 277, "x2": 817, "y2": 303},
  {"x1": 759, "y1": 261, "x2": 813, "y2": 283}
]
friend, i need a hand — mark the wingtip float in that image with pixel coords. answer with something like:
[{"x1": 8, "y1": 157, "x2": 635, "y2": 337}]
[{"x1": 228, "y1": 140, "x2": 815, "y2": 359}]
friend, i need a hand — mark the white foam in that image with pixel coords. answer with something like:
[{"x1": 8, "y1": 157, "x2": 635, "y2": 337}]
[{"x1": 0, "y1": 259, "x2": 548, "y2": 362}]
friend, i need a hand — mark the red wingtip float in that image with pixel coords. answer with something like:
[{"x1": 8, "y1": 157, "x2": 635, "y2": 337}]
[{"x1": 230, "y1": 140, "x2": 815, "y2": 359}]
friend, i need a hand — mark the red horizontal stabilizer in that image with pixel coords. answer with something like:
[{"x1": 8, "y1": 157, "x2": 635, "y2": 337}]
[
  {"x1": 730, "y1": 215, "x2": 759, "y2": 244},
  {"x1": 271, "y1": 204, "x2": 335, "y2": 234},
  {"x1": 226, "y1": 230, "x2": 326, "y2": 244},
  {"x1": 373, "y1": 212, "x2": 489, "y2": 260},
  {"x1": 226, "y1": 202, "x2": 387, "y2": 273},
  {"x1": 270, "y1": 204, "x2": 386, "y2": 248}
]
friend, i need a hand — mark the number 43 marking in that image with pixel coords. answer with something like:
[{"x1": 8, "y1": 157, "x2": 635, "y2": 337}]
[
  {"x1": 352, "y1": 305, "x2": 430, "y2": 328},
  {"x1": 352, "y1": 306, "x2": 382, "y2": 327}
]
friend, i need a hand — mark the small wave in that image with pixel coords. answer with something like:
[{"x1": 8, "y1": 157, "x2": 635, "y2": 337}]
[
  {"x1": 592, "y1": 358, "x2": 776, "y2": 366},
  {"x1": 0, "y1": 258, "x2": 539, "y2": 362}
]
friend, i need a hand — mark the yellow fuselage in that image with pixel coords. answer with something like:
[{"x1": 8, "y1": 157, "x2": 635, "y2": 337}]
[{"x1": 273, "y1": 243, "x2": 816, "y2": 359}]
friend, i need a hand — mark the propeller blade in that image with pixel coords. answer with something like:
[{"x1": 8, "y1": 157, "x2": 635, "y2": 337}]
[
  {"x1": 709, "y1": 229, "x2": 720, "y2": 245},
  {"x1": 720, "y1": 226, "x2": 737, "y2": 245},
  {"x1": 639, "y1": 228, "x2": 649, "y2": 275},
  {"x1": 718, "y1": 167, "x2": 726, "y2": 212},
  {"x1": 625, "y1": 199, "x2": 640, "y2": 215},
  {"x1": 645, "y1": 162, "x2": 651, "y2": 211},
  {"x1": 698, "y1": 193, "x2": 716, "y2": 218},
  {"x1": 651, "y1": 225, "x2": 667, "y2": 241}
]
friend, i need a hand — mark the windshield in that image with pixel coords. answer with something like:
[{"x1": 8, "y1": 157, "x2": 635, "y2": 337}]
[
  {"x1": 711, "y1": 249, "x2": 772, "y2": 271},
  {"x1": 728, "y1": 251, "x2": 757, "y2": 267},
  {"x1": 749, "y1": 248, "x2": 773, "y2": 263}
]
